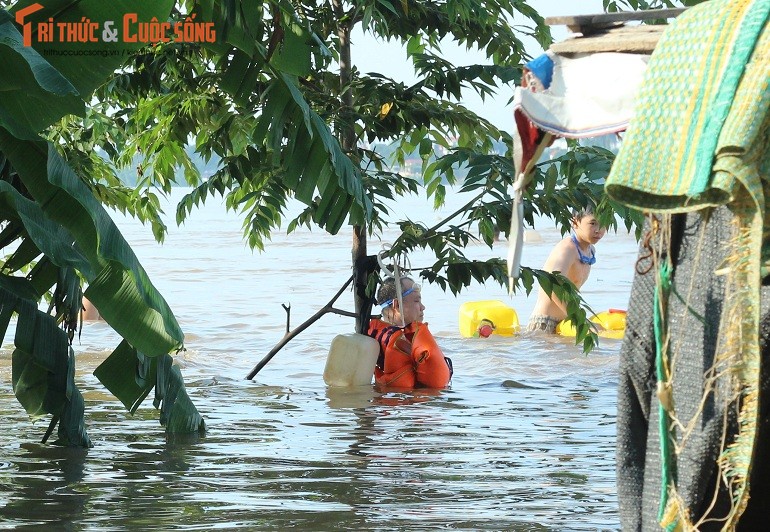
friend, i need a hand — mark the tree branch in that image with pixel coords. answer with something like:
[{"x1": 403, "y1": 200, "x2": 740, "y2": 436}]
[{"x1": 245, "y1": 274, "x2": 355, "y2": 379}]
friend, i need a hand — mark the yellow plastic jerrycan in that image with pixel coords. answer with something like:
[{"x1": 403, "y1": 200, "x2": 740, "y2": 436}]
[
  {"x1": 556, "y1": 309, "x2": 627, "y2": 340},
  {"x1": 323, "y1": 333, "x2": 379, "y2": 387},
  {"x1": 459, "y1": 300, "x2": 520, "y2": 338}
]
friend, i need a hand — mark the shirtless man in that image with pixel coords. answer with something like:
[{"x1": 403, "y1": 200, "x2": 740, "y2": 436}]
[{"x1": 527, "y1": 208, "x2": 606, "y2": 333}]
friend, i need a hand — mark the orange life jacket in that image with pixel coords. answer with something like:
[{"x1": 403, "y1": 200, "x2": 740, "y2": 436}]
[{"x1": 367, "y1": 319, "x2": 452, "y2": 389}]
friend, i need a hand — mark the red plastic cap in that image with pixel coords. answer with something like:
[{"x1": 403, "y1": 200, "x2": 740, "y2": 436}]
[{"x1": 478, "y1": 324, "x2": 494, "y2": 338}]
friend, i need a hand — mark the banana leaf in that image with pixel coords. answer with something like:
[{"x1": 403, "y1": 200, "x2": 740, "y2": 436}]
[
  {"x1": 93, "y1": 342, "x2": 204, "y2": 434},
  {"x1": 13, "y1": 301, "x2": 70, "y2": 417},
  {"x1": 0, "y1": 10, "x2": 82, "y2": 140},
  {"x1": 156, "y1": 356, "x2": 205, "y2": 434},
  {"x1": 9, "y1": 0, "x2": 176, "y2": 95},
  {"x1": 0, "y1": 0, "x2": 204, "y2": 443},
  {"x1": 0, "y1": 133, "x2": 183, "y2": 355},
  {"x1": 93, "y1": 339, "x2": 157, "y2": 415},
  {"x1": 0, "y1": 275, "x2": 29, "y2": 341},
  {"x1": 0, "y1": 133, "x2": 206, "y2": 442},
  {"x1": 2, "y1": 282, "x2": 91, "y2": 446},
  {"x1": 0, "y1": 177, "x2": 179, "y2": 445}
]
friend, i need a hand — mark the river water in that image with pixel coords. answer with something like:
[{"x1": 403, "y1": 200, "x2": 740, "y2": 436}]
[{"x1": 0, "y1": 187, "x2": 639, "y2": 530}]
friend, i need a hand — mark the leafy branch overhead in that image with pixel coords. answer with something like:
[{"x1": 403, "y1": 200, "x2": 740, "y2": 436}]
[
  {"x1": 387, "y1": 142, "x2": 642, "y2": 350},
  {"x1": 63, "y1": 1, "x2": 548, "y2": 242},
  {"x1": 51, "y1": 0, "x2": 644, "y2": 353}
]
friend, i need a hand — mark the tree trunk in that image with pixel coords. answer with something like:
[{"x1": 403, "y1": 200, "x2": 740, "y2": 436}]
[{"x1": 334, "y1": 1, "x2": 368, "y2": 334}]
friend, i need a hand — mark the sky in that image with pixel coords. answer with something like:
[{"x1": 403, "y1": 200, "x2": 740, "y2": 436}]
[{"x1": 350, "y1": 0, "x2": 607, "y2": 130}]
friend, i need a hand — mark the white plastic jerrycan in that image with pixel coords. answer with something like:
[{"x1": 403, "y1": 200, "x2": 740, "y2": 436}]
[{"x1": 323, "y1": 333, "x2": 379, "y2": 387}]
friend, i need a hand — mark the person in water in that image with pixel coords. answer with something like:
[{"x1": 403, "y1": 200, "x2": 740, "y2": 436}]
[
  {"x1": 367, "y1": 276, "x2": 453, "y2": 388},
  {"x1": 527, "y1": 207, "x2": 606, "y2": 333},
  {"x1": 81, "y1": 296, "x2": 101, "y2": 321}
]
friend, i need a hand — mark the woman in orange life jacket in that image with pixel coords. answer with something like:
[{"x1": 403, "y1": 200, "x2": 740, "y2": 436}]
[{"x1": 367, "y1": 276, "x2": 452, "y2": 389}]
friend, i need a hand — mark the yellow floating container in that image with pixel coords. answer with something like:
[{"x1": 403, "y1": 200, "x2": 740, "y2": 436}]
[
  {"x1": 459, "y1": 300, "x2": 520, "y2": 338},
  {"x1": 556, "y1": 309, "x2": 627, "y2": 340}
]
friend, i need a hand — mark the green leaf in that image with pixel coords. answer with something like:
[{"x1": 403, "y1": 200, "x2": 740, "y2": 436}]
[
  {"x1": 0, "y1": 10, "x2": 82, "y2": 138},
  {"x1": 269, "y1": 16, "x2": 312, "y2": 77},
  {"x1": 154, "y1": 354, "x2": 206, "y2": 434},
  {"x1": 539, "y1": 274, "x2": 553, "y2": 296},
  {"x1": 200, "y1": 0, "x2": 259, "y2": 56},
  {"x1": 94, "y1": 340, "x2": 157, "y2": 414},
  {"x1": 278, "y1": 72, "x2": 313, "y2": 137},
  {"x1": 10, "y1": 0, "x2": 176, "y2": 97},
  {"x1": 3, "y1": 235, "x2": 42, "y2": 274},
  {"x1": 12, "y1": 346, "x2": 51, "y2": 419},
  {"x1": 0, "y1": 132, "x2": 184, "y2": 356},
  {"x1": 0, "y1": 278, "x2": 22, "y2": 341},
  {"x1": 2, "y1": 1, "x2": 176, "y2": 137},
  {"x1": 252, "y1": 75, "x2": 372, "y2": 232},
  {"x1": 26, "y1": 257, "x2": 60, "y2": 299},
  {"x1": 10, "y1": 297, "x2": 90, "y2": 446},
  {"x1": 0, "y1": 181, "x2": 93, "y2": 276},
  {"x1": 406, "y1": 35, "x2": 424, "y2": 55},
  {"x1": 544, "y1": 163, "x2": 557, "y2": 195},
  {"x1": 54, "y1": 386, "x2": 90, "y2": 447},
  {"x1": 220, "y1": 49, "x2": 264, "y2": 106}
]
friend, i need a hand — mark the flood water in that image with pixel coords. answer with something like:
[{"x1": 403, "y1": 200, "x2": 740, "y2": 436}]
[{"x1": 0, "y1": 188, "x2": 638, "y2": 530}]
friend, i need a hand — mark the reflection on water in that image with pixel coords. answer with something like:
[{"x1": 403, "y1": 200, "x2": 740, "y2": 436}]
[
  {"x1": 0, "y1": 189, "x2": 636, "y2": 530},
  {"x1": 0, "y1": 345, "x2": 621, "y2": 530}
]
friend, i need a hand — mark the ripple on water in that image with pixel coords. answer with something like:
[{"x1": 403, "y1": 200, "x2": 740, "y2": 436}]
[{"x1": 0, "y1": 188, "x2": 630, "y2": 530}]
